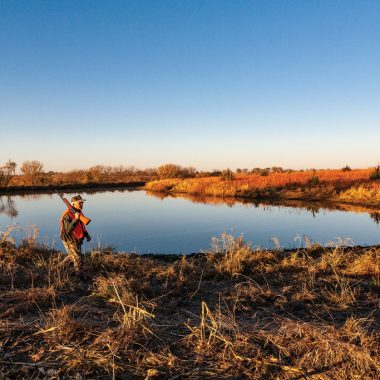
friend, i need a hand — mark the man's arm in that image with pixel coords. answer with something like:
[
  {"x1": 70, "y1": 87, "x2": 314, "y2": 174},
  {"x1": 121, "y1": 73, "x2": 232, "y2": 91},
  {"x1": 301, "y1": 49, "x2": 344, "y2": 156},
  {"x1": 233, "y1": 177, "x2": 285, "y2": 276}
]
[
  {"x1": 84, "y1": 230, "x2": 92, "y2": 241},
  {"x1": 63, "y1": 213, "x2": 79, "y2": 233}
]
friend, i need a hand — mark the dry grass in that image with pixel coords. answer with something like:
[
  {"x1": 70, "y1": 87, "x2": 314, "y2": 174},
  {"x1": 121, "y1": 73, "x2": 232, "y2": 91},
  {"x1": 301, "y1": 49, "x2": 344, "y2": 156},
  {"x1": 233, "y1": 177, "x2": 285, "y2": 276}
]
[
  {"x1": 339, "y1": 185, "x2": 380, "y2": 206},
  {"x1": 0, "y1": 230, "x2": 379, "y2": 379},
  {"x1": 144, "y1": 169, "x2": 380, "y2": 208}
]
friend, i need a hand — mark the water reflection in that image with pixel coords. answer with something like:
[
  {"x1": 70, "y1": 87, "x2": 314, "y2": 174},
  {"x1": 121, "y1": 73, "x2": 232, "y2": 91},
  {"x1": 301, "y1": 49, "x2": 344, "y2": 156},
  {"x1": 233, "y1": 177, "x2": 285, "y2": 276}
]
[
  {"x1": 19, "y1": 193, "x2": 46, "y2": 201},
  {"x1": 145, "y1": 190, "x2": 379, "y2": 221},
  {"x1": 370, "y1": 212, "x2": 380, "y2": 225},
  {"x1": 2, "y1": 190, "x2": 380, "y2": 224},
  {"x1": 0, "y1": 188, "x2": 137, "y2": 218},
  {"x1": 0, "y1": 196, "x2": 18, "y2": 218},
  {"x1": 1, "y1": 190, "x2": 380, "y2": 253}
]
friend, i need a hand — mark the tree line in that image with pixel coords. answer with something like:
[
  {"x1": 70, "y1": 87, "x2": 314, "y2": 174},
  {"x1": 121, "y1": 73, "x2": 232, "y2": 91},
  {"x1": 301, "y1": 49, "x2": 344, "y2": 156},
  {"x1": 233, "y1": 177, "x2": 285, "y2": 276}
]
[
  {"x1": 1, "y1": 159, "x2": 377, "y2": 188},
  {"x1": 0, "y1": 160, "x2": 198, "y2": 187}
]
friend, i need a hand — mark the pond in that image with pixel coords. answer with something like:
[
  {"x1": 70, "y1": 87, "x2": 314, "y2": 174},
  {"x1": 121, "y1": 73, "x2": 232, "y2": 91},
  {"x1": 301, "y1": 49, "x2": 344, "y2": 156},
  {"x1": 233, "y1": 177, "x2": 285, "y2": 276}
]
[{"x1": 1, "y1": 189, "x2": 380, "y2": 254}]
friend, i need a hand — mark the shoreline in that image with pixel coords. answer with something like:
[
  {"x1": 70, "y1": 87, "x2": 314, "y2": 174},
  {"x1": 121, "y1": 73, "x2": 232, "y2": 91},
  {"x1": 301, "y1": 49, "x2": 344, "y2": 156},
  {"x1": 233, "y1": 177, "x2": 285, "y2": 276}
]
[
  {"x1": 2, "y1": 183, "x2": 380, "y2": 214},
  {"x1": 1, "y1": 238, "x2": 379, "y2": 378},
  {"x1": 0, "y1": 181, "x2": 146, "y2": 195},
  {"x1": 144, "y1": 187, "x2": 380, "y2": 211}
]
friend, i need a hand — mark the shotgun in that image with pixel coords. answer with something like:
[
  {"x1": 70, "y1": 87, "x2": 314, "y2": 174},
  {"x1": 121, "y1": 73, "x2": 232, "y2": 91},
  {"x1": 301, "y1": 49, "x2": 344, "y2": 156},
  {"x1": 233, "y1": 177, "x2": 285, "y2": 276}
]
[{"x1": 55, "y1": 190, "x2": 91, "y2": 225}]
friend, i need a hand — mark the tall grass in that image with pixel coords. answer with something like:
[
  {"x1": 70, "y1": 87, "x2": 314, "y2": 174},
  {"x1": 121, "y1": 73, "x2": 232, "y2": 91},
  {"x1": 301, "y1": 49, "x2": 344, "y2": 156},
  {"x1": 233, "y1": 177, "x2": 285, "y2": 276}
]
[
  {"x1": 145, "y1": 168, "x2": 379, "y2": 205},
  {"x1": 0, "y1": 228, "x2": 379, "y2": 378}
]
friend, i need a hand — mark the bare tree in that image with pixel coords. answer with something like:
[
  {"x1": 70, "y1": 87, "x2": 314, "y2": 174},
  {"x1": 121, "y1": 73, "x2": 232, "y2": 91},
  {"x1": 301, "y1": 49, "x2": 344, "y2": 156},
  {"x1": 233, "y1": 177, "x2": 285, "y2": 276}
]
[
  {"x1": 157, "y1": 164, "x2": 183, "y2": 179},
  {"x1": 20, "y1": 160, "x2": 44, "y2": 185},
  {"x1": 157, "y1": 164, "x2": 196, "y2": 179},
  {"x1": 0, "y1": 159, "x2": 17, "y2": 186},
  {"x1": 221, "y1": 168, "x2": 235, "y2": 181},
  {"x1": 4, "y1": 159, "x2": 17, "y2": 175}
]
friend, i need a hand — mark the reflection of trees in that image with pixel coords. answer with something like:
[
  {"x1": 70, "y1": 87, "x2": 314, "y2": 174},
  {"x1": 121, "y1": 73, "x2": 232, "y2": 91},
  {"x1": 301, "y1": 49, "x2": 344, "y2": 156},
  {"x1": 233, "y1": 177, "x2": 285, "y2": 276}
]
[
  {"x1": 145, "y1": 191, "x2": 170, "y2": 201},
  {"x1": 20, "y1": 193, "x2": 44, "y2": 201},
  {"x1": 370, "y1": 212, "x2": 380, "y2": 225},
  {"x1": 0, "y1": 196, "x2": 18, "y2": 218},
  {"x1": 145, "y1": 190, "x2": 380, "y2": 224},
  {"x1": 146, "y1": 191, "x2": 242, "y2": 207}
]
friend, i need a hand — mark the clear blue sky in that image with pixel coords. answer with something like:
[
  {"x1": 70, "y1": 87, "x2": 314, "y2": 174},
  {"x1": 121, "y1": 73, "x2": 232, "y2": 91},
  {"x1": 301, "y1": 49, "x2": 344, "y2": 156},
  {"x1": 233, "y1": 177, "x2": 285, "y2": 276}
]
[{"x1": 1, "y1": 0, "x2": 379, "y2": 172}]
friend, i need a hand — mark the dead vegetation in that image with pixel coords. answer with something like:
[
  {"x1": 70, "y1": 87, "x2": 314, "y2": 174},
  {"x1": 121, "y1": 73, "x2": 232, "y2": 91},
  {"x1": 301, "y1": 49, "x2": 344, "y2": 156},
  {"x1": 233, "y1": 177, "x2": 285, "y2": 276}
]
[
  {"x1": 144, "y1": 168, "x2": 380, "y2": 209},
  {"x1": 0, "y1": 230, "x2": 379, "y2": 379}
]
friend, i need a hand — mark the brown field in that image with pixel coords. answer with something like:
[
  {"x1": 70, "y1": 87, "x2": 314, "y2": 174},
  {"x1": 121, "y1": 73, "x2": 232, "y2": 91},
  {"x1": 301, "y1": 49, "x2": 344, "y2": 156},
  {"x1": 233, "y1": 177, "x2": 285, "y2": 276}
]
[
  {"x1": 144, "y1": 169, "x2": 380, "y2": 208},
  {"x1": 1, "y1": 228, "x2": 379, "y2": 379}
]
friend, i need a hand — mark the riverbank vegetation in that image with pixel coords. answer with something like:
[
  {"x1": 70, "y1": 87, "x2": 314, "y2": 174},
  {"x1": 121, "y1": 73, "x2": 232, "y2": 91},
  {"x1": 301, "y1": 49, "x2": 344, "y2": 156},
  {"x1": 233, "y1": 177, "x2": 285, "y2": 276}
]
[
  {"x1": 145, "y1": 167, "x2": 380, "y2": 209},
  {"x1": 1, "y1": 228, "x2": 379, "y2": 379},
  {"x1": 0, "y1": 161, "x2": 199, "y2": 191},
  {"x1": 0, "y1": 161, "x2": 155, "y2": 189},
  {"x1": 3, "y1": 159, "x2": 380, "y2": 208}
]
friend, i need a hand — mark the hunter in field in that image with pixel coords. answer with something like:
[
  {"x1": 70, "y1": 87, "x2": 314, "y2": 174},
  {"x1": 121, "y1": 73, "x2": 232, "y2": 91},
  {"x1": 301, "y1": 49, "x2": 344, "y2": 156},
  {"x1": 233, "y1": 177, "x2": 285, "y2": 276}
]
[{"x1": 59, "y1": 194, "x2": 91, "y2": 272}]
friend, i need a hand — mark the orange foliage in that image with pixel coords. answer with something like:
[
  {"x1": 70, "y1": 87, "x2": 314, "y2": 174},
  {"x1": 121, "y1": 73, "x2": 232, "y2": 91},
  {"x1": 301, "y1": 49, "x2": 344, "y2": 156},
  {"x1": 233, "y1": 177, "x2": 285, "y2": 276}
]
[
  {"x1": 232, "y1": 169, "x2": 372, "y2": 190},
  {"x1": 145, "y1": 169, "x2": 377, "y2": 199}
]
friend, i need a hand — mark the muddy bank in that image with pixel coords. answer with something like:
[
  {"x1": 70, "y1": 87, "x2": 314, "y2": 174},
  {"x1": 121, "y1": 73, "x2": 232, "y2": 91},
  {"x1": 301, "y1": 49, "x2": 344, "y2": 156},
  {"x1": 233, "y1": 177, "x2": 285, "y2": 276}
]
[{"x1": 0, "y1": 236, "x2": 379, "y2": 379}]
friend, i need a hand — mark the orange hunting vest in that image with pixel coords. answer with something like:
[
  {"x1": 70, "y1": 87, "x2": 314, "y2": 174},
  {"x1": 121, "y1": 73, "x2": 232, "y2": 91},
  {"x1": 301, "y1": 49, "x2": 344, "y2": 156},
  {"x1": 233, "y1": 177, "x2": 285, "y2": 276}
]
[{"x1": 60, "y1": 209, "x2": 87, "y2": 240}]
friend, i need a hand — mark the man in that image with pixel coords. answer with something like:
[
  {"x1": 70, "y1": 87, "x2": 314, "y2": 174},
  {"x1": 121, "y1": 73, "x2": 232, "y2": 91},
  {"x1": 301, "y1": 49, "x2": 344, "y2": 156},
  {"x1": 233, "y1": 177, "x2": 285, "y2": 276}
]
[{"x1": 60, "y1": 195, "x2": 91, "y2": 272}]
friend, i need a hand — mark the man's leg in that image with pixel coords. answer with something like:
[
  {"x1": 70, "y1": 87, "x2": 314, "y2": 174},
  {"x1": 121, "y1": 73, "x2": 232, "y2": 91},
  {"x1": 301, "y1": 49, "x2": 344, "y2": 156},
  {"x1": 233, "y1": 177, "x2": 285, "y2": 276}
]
[{"x1": 62, "y1": 240, "x2": 82, "y2": 272}]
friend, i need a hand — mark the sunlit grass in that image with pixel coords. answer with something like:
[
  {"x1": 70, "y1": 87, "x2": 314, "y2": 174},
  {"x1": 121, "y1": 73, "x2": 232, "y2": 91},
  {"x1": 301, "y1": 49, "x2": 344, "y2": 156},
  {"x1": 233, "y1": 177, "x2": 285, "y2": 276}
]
[
  {"x1": 0, "y1": 227, "x2": 379, "y2": 378},
  {"x1": 145, "y1": 169, "x2": 380, "y2": 208}
]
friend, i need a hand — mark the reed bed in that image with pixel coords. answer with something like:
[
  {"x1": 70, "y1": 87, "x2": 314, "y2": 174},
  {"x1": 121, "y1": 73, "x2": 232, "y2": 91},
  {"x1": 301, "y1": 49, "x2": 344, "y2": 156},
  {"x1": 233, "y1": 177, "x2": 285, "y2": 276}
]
[
  {"x1": 144, "y1": 169, "x2": 380, "y2": 208},
  {"x1": 0, "y1": 229, "x2": 379, "y2": 379}
]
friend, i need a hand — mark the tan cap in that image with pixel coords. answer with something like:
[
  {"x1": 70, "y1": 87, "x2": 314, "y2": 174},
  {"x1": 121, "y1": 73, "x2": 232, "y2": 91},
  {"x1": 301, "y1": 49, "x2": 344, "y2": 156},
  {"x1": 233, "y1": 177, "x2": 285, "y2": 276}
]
[{"x1": 71, "y1": 195, "x2": 86, "y2": 203}]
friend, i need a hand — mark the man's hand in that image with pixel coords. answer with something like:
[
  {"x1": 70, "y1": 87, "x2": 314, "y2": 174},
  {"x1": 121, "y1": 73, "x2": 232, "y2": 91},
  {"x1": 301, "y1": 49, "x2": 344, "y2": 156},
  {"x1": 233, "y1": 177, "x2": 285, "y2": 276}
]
[
  {"x1": 74, "y1": 212, "x2": 80, "y2": 220},
  {"x1": 86, "y1": 235, "x2": 92, "y2": 242}
]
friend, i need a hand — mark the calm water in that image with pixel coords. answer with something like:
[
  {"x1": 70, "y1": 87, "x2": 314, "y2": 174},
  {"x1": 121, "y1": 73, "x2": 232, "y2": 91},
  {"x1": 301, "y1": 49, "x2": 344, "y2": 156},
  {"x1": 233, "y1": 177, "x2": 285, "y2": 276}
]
[{"x1": 1, "y1": 189, "x2": 380, "y2": 253}]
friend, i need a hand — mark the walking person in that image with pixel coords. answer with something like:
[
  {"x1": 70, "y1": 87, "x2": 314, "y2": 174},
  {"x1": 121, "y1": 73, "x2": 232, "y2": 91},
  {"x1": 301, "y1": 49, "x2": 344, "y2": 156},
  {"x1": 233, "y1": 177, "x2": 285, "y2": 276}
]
[{"x1": 60, "y1": 195, "x2": 91, "y2": 272}]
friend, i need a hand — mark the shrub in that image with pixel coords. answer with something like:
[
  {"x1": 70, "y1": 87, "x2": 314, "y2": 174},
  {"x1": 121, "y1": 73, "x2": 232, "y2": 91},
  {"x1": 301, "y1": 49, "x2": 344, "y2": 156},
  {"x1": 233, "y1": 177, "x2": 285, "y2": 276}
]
[
  {"x1": 370, "y1": 165, "x2": 380, "y2": 181},
  {"x1": 221, "y1": 168, "x2": 234, "y2": 181},
  {"x1": 308, "y1": 170, "x2": 320, "y2": 186}
]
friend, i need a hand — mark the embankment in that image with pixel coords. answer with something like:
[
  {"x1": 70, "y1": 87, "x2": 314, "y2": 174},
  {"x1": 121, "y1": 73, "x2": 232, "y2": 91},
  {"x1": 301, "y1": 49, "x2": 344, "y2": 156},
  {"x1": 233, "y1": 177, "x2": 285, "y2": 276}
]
[{"x1": 0, "y1": 234, "x2": 379, "y2": 379}]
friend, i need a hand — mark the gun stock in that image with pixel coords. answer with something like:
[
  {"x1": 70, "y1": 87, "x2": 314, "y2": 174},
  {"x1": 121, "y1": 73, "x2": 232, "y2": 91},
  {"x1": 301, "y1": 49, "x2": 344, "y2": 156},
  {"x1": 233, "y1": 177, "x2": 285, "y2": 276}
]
[{"x1": 79, "y1": 214, "x2": 91, "y2": 225}]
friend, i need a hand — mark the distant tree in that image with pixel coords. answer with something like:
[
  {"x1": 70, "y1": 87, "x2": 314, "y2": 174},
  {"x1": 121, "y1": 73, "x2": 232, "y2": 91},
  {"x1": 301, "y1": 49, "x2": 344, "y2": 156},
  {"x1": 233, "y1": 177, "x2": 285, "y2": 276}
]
[
  {"x1": 271, "y1": 166, "x2": 284, "y2": 173},
  {"x1": 370, "y1": 165, "x2": 380, "y2": 181},
  {"x1": 211, "y1": 170, "x2": 222, "y2": 177},
  {"x1": 124, "y1": 166, "x2": 136, "y2": 176},
  {"x1": 0, "y1": 159, "x2": 17, "y2": 186},
  {"x1": 251, "y1": 168, "x2": 261, "y2": 174},
  {"x1": 308, "y1": 170, "x2": 320, "y2": 186},
  {"x1": 181, "y1": 166, "x2": 197, "y2": 178},
  {"x1": 236, "y1": 168, "x2": 242, "y2": 173},
  {"x1": 157, "y1": 164, "x2": 196, "y2": 179},
  {"x1": 20, "y1": 160, "x2": 44, "y2": 185},
  {"x1": 143, "y1": 167, "x2": 158, "y2": 178},
  {"x1": 157, "y1": 164, "x2": 182, "y2": 179},
  {"x1": 221, "y1": 168, "x2": 235, "y2": 181},
  {"x1": 342, "y1": 165, "x2": 352, "y2": 172},
  {"x1": 4, "y1": 159, "x2": 17, "y2": 175}
]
